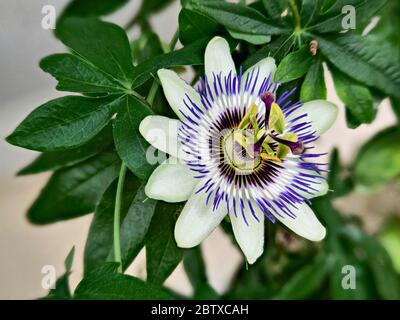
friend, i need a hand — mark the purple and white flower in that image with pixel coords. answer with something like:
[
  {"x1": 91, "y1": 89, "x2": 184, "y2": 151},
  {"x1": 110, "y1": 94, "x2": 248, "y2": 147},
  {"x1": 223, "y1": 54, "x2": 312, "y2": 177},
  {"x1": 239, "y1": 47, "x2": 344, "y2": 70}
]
[{"x1": 139, "y1": 37, "x2": 338, "y2": 264}]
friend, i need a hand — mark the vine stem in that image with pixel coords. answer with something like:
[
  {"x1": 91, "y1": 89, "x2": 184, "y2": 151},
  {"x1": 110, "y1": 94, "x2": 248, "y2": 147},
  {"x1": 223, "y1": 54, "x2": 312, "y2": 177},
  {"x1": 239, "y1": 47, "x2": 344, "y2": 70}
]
[
  {"x1": 289, "y1": 0, "x2": 301, "y2": 30},
  {"x1": 113, "y1": 162, "x2": 127, "y2": 273},
  {"x1": 112, "y1": 28, "x2": 180, "y2": 273}
]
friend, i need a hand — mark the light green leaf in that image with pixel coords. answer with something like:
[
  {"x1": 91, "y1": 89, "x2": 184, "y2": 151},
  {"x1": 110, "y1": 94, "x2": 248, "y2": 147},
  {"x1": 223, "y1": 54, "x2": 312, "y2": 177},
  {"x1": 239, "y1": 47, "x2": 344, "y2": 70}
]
[
  {"x1": 28, "y1": 150, "x2": 121, "y2": 224},
  {"x1": 113, "y1": 95, "x2": 157, "y2": 181},
  {"x1": 275, "y1": 46, "x2": 314, "y2": 83},
  {"x1": 353, "y1": 126, "x2": 400, "y2": 188},
  {"x1": 189, "y1": 0, "x2": 287, "y2": 36},
  {"x1": 228, "y1": 29, "x2": 271, "y2": 45},
  {"x1": 300, "y1": 59, "x2": 326, "y2": 101},
  {"x1": 17, "y1": 125, "x2": 113, "y2": 176},
  {"x1": 146, "y1": 202, "x2": 184, "y2": 285},
  {"x1": 7, "y1": 95, "x2": 121, "y2": 152}
]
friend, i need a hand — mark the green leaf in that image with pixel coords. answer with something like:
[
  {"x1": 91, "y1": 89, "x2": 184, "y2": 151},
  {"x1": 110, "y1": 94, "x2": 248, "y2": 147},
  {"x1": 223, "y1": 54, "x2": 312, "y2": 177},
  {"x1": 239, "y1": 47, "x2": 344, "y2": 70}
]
[
  {"x1": 130, "y1": 31, "x2": 164, "y2": 65},
  {"x1": 183, "y1": 247, "x2": 218, "y2": 299},
  {"x1": 113, "y1": 95, "x2": 157, "y2": 181},
  {"x1": 300, "y1": 0, "x2": 323, "y2": 27},
  {"x1": 328, "y1": 149, "x2": 353, "y2": 198},
  {"x1": 300, "y1": 59, "x2": 326, "y2": 101},
  {"x1": 28, "y1": 150, "x2": 121, "y2": 224},
  {"x1": 331, "y1": 67, "x2": 376, "y2": 124},
  {"x1": 136, "y1": 0, "x2": 175, "y2": 18},
  {"x1": 273, "y1": 254, "x2": 328, "y2": 299},
  {"x1": 7, "y1": 95, "x2": 120, "y2": 152},
  {"x1": 312, "y1": 34, "x2": 400, "y2": 98},
  {"x1": 342, "y1": 226, "x2": 400, "y2": 299},
  {"x1": 44, "y1": 247, "x2": 75, "y2": 300},
  {"x1": 309, "y1": 0, "x2": 388, "y2": 33},
  {"x1": 189, "y1": 0, "x2": 287, "y2": 36},
  {"x1": 146, "y1": 202, "x2": 184, "y2": 285},
  {"x1": 262, "y1": 0, "x2": 288, "y2": 22},
  {"x1": 353, "y1": 126, "x2": 400, "y2": 188},
  {"x1": 391, "y1": 96, "x2": 400, "y2": 120},
  {"x1": 132, "y1": 38, "x2": 208, "y2": 88},
  {"x1": 57, "y1": 18, "x2": 134, "y2": 87},
  {"x1": 179, "y1": 8, "x2": 220, "y2": 45},
  {"x1": 40, "y1": 54, "x2": 126, "y2": 94},
  {"x1": 74, "y1": 263, "x2": 172, "y2": 300},
  {"x1": 274, "y1": 46, "x2": 314, "y2": 83},
  {"x1": 117, "y1": 185, "x2": 157, "y2": 270},
  {"x1": 228, "y1": 29, "x2": 271, "y2": 45},
  {"x1": 379, "y1": 219, "x2": 400, "y2": 273},
  {"x1": 84, "y1": 174, "x2": 141, "y2": 274},
  {"x1": 17, "y1": 125, "x2": 113, "y2": 175},
  {"x1": 84, "y1": 172, "x2": 156, "y2": 274},
  {"x1": 58, "y1": 0, "x2": 129, "y2": 27}
]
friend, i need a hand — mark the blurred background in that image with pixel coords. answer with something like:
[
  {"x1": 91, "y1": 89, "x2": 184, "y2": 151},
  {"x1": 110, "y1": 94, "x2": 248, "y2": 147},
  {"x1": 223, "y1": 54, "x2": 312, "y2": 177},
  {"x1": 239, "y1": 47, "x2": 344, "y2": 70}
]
[{"x1": 0, "y1": 0, "x2": 399, "y2": 299}]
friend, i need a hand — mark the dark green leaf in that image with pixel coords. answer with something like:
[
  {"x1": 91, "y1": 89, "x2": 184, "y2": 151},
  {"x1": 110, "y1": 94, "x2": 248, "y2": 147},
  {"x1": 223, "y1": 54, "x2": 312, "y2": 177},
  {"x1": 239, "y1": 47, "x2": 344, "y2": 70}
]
[
  {"x1": 132, "y1": 38, "x2": 208, "y2": 88},
  {"x1": 17, "y1": 125, "x2": 113, "y2": 175},
  {"x1": 40, "y1": 54, "x2": 126, "y2": 94},
  {"x1": 44, "y1": 247, "x2": 75, "y2": 300},
  {"x1": 275, "y1": 46, "x2": 314, "y2": 83},
  {"x1": 328, "y1": 149, "x2": 353, "y2": 198},
  {"x1": 300, "y1": 0, "x2": 322, "y2": 27},
  {"x1": 179, "y1": 8, "x2": 220, "y2": 45},
  {"x1": 309, "y1": 0, "x2": 388, "y2": 33},
  {"x1": 353, "y1": 126, "x2": 400, "y2": 188},
  {"x1": 391, "y1": 96, "x2": 400, "y2": 120},
  {"x1": 146, "y1": 202, "x2": 184, "y2": 285},
  {"x1": 117, "y1": 185, "x2": 157, "y2": 270},
  {"x1": 312, "y1": 34, "x2": 400, "y2": 98},
  {"x1": 228, "y1": 29, "x2": 271, "y2": 45},
  {"x1": 113, "y1": 95, "x2": 157, "y2": 180},
  {"x1": 262, "y1": 0, "x2": 288, "y2": 22},
  {"x1": 84, "y1": 174, "x2": 141, "y2": 274},
  {"x1": 28, "y1": 150, "x2": 121, "y2": 224},
  {"x1": 331, "y1": 67, "x2": 376, "y2": 124},
  {"x1": 57, "y1": 18, "x2": 134, "y2": 86},
  {"x1": 300, "y1": 59, "x2": 326, "y2": 101},
  {"x1": 74, "y1": 263, "x2": 172, "y2": 300},
  {"x1": 189, "y1": 0, "x2": 287, "y2": 36},
  {"x1": 58, "y1": 0, "x2": 129, "y2": 27},
  {"x1": 137, "y1": 0, "x2": 175, "y2": 18},
  {"x1": 273, "y1": 254, "x2": 328, "y2": 299},
  {"x1": 130, "y1": 31, "x2": 164, "y2": 65},
  {"x1": 342, "y1": 226, "x2": 400, "y2": 299},
  {"x1": 7, "y1": 95, "x2": 120, "y2": 152}
]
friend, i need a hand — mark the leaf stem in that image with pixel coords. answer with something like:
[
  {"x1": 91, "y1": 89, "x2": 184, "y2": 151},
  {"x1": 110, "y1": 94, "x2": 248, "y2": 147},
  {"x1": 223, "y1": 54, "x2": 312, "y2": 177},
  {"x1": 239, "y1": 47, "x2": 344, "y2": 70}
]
[
  {"x1": 113, "y1": 162, "x2": 127, "y2": 273},
  {"x1": 289, "y1": 0, "x2": 301, "y2": 30},
  {"x1": 112, "y1": 28, "x2": 180, "y2": 273}
]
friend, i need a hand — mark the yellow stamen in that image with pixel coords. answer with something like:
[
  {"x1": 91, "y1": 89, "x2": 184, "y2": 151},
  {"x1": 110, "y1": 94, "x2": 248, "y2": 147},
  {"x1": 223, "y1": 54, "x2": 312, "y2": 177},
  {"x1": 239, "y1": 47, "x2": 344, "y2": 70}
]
[{"x1": 238, "y1": 103, "x2": 258, "y2": 129}]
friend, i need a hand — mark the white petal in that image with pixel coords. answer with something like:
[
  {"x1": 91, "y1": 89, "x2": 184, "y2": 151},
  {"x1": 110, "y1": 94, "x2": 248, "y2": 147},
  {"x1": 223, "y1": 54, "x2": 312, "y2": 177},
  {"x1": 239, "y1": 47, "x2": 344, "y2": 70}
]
[
  {"x1": 230, "y1": 203, "x2": 264, "y2": 264},
  {"x1": 241, "y1": 57, "x2": 277, "y2": 95},
  {"x1": 273, "y1": 202, "x2": 326, "y2": 241},
  {"x1": 157, "y1": 69, "x2": 202, "y2": 120},
  {"x1": 175, "y1": 182, "x2": 227, "y2": 248},
  {"x1": 286, "y1": 100, "x2": 338, "y2": 135},
  {"x1": 205, "y1": 36, "x2": 236, "y2": 82},
  {"x1": 297, "y1": 172, "x2": 329, "y2": 199},
  {"x1": 139, "y1": 115, "x2": 189, "y2": 160},
  {"x1": 145, "y1": 157, "x2": 196, "y2": 203}
]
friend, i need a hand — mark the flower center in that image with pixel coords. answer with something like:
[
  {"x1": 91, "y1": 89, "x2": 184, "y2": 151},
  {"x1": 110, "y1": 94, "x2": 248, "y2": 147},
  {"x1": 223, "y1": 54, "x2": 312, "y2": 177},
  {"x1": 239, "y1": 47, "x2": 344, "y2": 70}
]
[{"x1": 225, "y1": 91, "x2": 305, "y2": 166}]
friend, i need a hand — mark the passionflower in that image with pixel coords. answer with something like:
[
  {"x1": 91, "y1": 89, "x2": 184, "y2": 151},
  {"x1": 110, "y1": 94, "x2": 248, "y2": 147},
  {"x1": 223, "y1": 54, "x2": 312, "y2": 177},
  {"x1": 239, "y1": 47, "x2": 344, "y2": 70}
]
[{"x1": 139, "y1": 37, "x2": 338, "y2": 264}]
